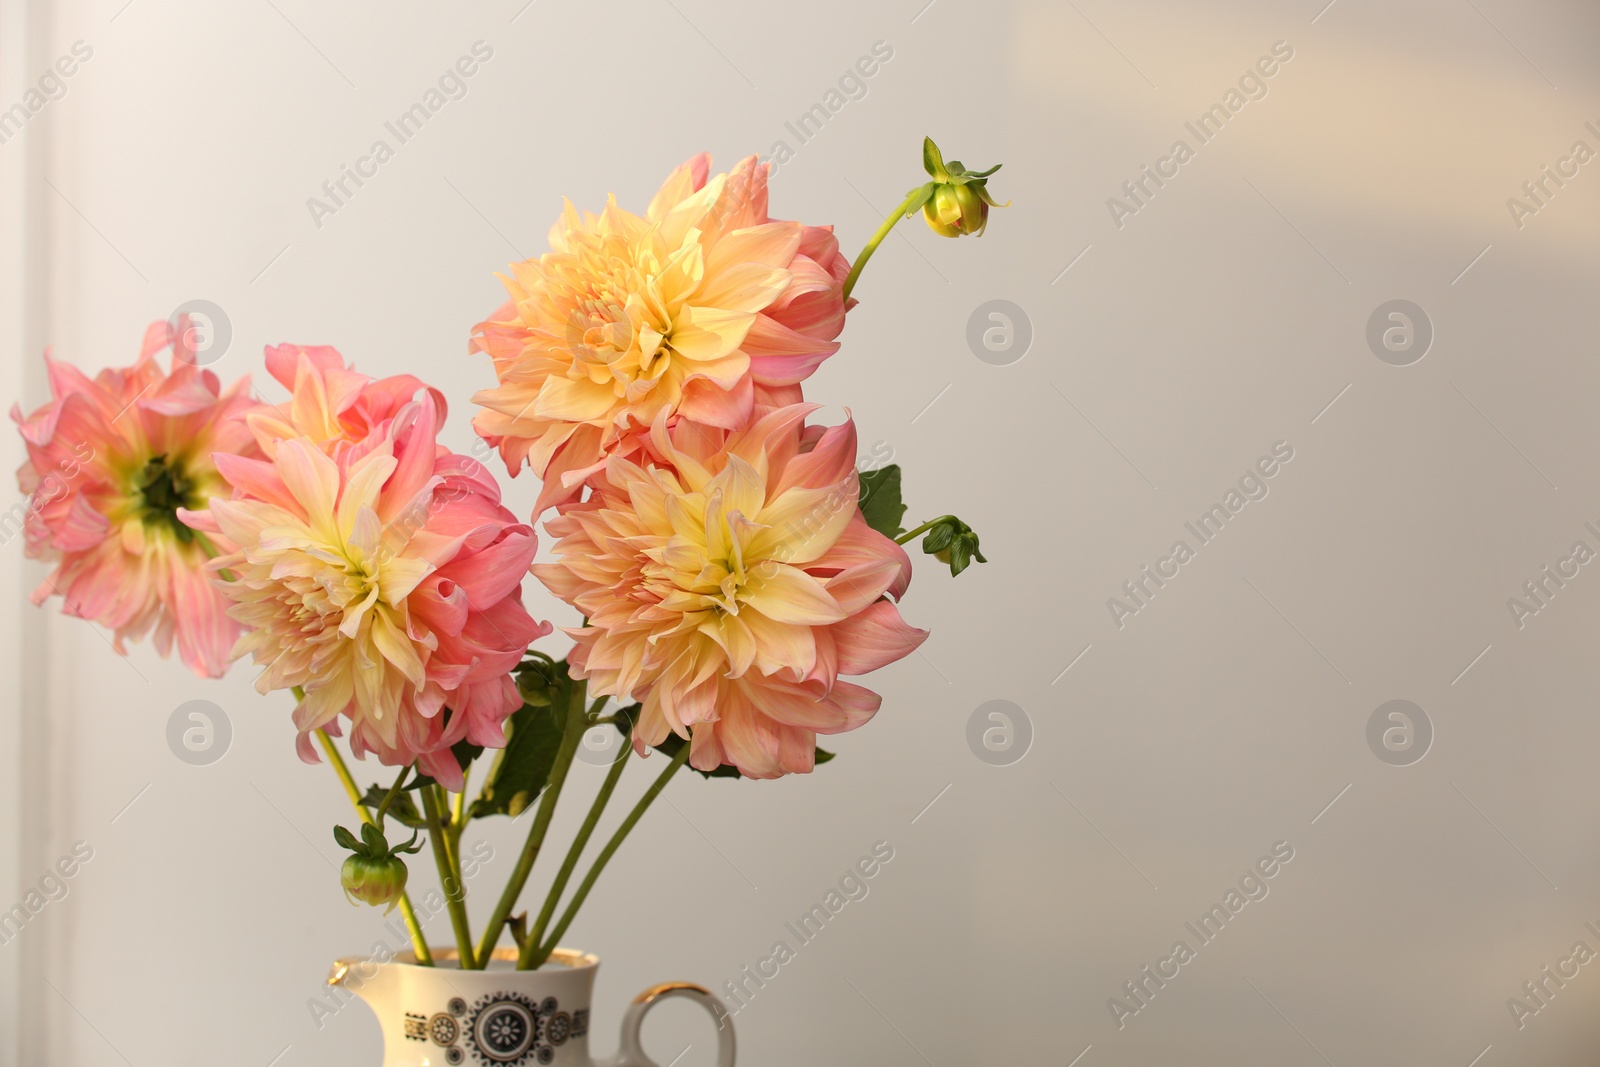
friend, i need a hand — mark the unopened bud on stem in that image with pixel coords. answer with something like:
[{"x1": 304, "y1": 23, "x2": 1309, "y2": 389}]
[{"x1": 907, "y1": 137, "x2": 1008, "y2": 238}]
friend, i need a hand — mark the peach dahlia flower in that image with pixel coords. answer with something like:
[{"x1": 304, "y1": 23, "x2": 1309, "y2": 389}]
[
  {"x1": 471, "y1": 153, "x2": 853, "y2": 514},
  {"x1": 247, "y1": 342, "x2": 447, "y2": 457},
  {"x1": 534, "y1": 405, "x2": 926, "y2": 778},
  {"x1": 11, "y1": 320, "x2": 261, "y2": 677},
  {"x1": 193, "y1": 394, "x2": 548, "y2": 787}
]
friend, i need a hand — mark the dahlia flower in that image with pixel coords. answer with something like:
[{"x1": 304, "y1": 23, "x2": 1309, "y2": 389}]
[
  {"x1": 534, "y1": 404, "x2": 926, "y2": 778},
  {"x1": 193, "y1": 393, "x2": 548, "y2": 788},
  {"x1": 471, "y1": 153, "x2": 853, "y2": 514},
  {"x1": 11, "y1": 319, "x2": 261, "y2": 677},
  {"x1": 247, "y1": 342, "x2": 447, "y2": 457}
]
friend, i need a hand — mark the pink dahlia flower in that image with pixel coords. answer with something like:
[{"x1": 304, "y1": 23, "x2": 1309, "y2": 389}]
[
  {"x1": 471, "y1": 153, "x2": 854, "y2": 514},
  {"x1": 534, "y1": 404, "x2": 926, "y2": 778},
  {"x1": 11, "y1": 320, "x2": 261, "y2": 677},
  {"x1": 193, "y1": 393, "x2": 548, "y2": 788}
]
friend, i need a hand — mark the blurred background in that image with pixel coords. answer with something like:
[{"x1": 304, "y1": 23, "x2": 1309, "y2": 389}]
[{"x1": 2, "y1": 0, "x2": 1599, "y2": 1063}]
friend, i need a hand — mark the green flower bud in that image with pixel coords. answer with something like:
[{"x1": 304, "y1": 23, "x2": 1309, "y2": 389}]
[
  {"x1": 924, "y1": 183, "x2": 988, "y2": 238},
  {"x1": 921, "y1": 520, "x2": 958, "y2": 555},
  {"x1": 333, "y1": 822, "x2": 424, "y2": 913},
  {"x1": 514, "y1": 653, "x2": 565, "y2": 707},
  {"x1": 916, "y1": 516, "x2": 987, "y2": 577},
  {"x1": 341, "y1": 852, "x2": 410, "y2": 913},
  {"x1": 516, "y1": 669, "x2": 553, "y2": 707},
  {"x1": 910, "y1": 137, "x2": 1007, "y2": 239}
]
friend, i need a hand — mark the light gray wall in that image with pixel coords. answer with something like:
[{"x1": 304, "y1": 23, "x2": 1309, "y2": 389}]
[{"x1": 4, "y1": 0, "x2": 1600, "y2": 1064}]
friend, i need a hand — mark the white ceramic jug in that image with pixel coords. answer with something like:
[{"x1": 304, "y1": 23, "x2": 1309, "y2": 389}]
[{"x1": 330, "y1": 947, "x2": 736, "y2": 1067}]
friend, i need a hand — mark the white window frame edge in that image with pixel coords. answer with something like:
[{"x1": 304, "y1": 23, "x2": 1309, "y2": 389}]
[{"x1": 0, "y1": 0, "x2": 50, "y2": 1061}]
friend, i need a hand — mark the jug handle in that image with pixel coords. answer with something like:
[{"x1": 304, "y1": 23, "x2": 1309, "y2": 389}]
[{"x1": 605, "y1": 981, "x2": 735, "y2": 1067}]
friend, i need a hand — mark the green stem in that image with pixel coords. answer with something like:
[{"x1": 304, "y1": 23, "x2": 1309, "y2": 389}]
[
  {"x1": 842, "y1": 187, "x2": 923, "y2": 302},
  {"x1": 472, "y1": 677, "x2": 590, "y2": 967},
  {"x1": 421, "y1": 783, "x2": 475, "y2": 970},
  {"x1": 523, "y1": 742, "x2": 691, "y2": 970},
  {"x1": 374, "y1": 764, "x2": 411, "y2": 830},
  {"x1": 525, "y1": 746, "x2": 630, "y2": 957},
  {"x1": 895, "y1": 515, "x2": 958, "y2": 545},
  {"x1": 314, "y1": 728, "x2": 433, "y2": 966},
  {"x1": 431, "y1": 784, "x2": 463, "y2": 884},
  {"x1": 448, "y1": 762, "x2": 472, "y2": 864}
]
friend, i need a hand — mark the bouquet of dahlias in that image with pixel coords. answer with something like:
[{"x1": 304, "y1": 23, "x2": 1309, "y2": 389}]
[{"x1": 14, "y1": 139, "x2": 1001, "y2": 970}]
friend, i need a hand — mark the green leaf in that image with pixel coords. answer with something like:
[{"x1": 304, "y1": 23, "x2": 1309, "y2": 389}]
[
  {"x1": 857, "y1": 465, "x2": 907, "y2": 540},
  {"x1": 922, "y1": 136, "x2": 946, "y2": 177},
  {"x1": 921, "y1": 520, "x2": 957, "y2": 554},
  {"x1": 948, "y1": 536, "x2": 974, "y2": 576},
  {"x1": 359, "y1": 784, "x2": 427, "y2": 830},
  {"x1": 470, "y1": 693, "x2": 570, "y2": 819},
  {"x1": 360, "y1": 822, "x2": 389, "y2": 851},
  {"x1": 333, "y1": 824, "x2": 364, "y2": 854},
  {"x1": 973, "y1": 180, "x2": 1010, "y2": 209},
  {"x1": 815, "y1": 747, "x2": 836, "y2": 766},
  {"x1": 607, "y1": 702, "x2": 643, "y2": 751},
  {"x1": 904, "y1": 182, "x2": 937, "y2": 217},
  {"x1": 391, "y1": 830, "x2": 425, "y2": 855}
]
